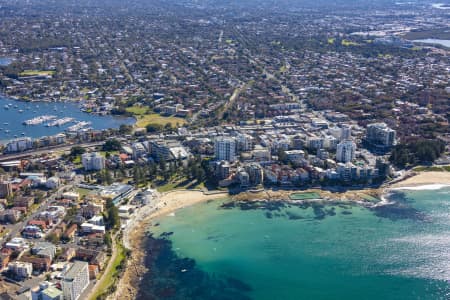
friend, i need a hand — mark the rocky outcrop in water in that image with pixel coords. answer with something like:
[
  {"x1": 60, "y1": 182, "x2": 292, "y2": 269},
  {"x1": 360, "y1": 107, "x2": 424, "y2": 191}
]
[{"x1": 136, "y1": 234, "x2": 252, "y2": 300}]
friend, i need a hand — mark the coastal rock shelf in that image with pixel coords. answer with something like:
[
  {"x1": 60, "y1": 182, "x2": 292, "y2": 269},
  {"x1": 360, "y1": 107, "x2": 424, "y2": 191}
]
[{"x1": 140, "y1": 188, "x2": 450, "y2": 300}]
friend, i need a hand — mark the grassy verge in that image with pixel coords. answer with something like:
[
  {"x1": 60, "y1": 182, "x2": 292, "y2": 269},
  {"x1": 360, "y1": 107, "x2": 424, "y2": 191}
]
[
  {"x1": 289, "y1": 192, "x2": 321, "y2": 200},
  {"x1": 19, "y1": 70, "x2": 55, "y2": 76},
  {"x1": 89, "y1": 242, "x2": 127, "y2": 300},
  {"x1": 157, "y1": 181, "x2": 179, "y2": 193},
  {"x1": 413, "y1": 165, "x2": 450, "y2": 172},
  {"x1": 125, "y1": 106, "x2": 186, "y2": 128},
  {"x1": 76, "y1": 188, "x2": 93, "y2": 198},
  {"x1": 99, "y1": 151, "x2": 119, "y2": 157},
  {"x1": 156, "y1": 176, "x2": 204, "y2": 193},
  {"x1": 125, "y1": 106, "x2": 148, "y2": 115},
  {"x1": 341, "y1": 39, "x2": 360, "y2": 46},
  {"x1": 72, "y1": 156, "x2": 81, "y2": 165}
]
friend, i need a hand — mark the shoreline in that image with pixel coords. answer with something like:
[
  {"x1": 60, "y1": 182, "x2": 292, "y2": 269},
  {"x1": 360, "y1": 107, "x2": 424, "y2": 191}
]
[
  {"x1": 114, "y1": 171, "x2": 450, "y2": 299},
  {"x1": 0, "y1": 94, "x2": 137, "y2": 120},
  {"x1": 113, "y1": 190, "x2": 228, "y2": 300},
  {"x1": 0, "y1": 98, "x2": 136, "y2": 144},
  {"x1": 388, "y1": 171, "x2": 450, "y2": 189},
  {"x1": 113, "y1": 187, "x2": 380, "y2": 299}
]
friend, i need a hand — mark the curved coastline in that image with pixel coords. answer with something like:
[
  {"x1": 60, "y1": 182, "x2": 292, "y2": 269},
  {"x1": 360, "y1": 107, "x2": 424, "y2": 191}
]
[
  {"x1": 114, "y1": 190, "x2": 229, "y2": 300},
  {"x1": 114, "y1": 171, "x2": 450, "y2": 299},
  {"x1": 113, "y1": 188, "x2": 377, "y2": 299},
  {"x1": 388, "y1": 171, "x2": 450, "y2": 189}
]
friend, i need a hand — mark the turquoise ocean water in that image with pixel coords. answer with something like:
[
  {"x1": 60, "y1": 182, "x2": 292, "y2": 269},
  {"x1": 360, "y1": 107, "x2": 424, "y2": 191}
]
[{"x1": 140, "y1": 188, "x2": 450, "y2": 300}]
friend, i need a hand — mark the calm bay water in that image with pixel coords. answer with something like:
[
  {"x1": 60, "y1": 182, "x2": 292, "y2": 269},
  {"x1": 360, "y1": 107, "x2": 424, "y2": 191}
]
[
  {"x1": 0, "y1": 96, "x2": 135, "y2": 142},
  {"x1": 413, "y1": 39, "x2": 450, "y2": 48},
  {"x1": 0, "y1": 57, "x2": 12, "y2": 66},
  {"x1": 142, "y1": 188, "x2": 450, "y2": 300}
]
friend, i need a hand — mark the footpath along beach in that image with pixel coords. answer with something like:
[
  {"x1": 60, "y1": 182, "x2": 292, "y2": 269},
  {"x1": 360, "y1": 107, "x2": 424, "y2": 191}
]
[{"x1": 112, "y1": 171, "x2": 450, "y2": 299}]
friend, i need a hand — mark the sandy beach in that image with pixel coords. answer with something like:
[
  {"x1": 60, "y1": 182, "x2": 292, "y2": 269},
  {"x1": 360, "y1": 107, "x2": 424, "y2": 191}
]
[
  {"x1": 148, "y1": 190, "x2": 229, "y2": 220},
  {"x1": 112, "y1": 187, "x2": 384, "y2": 299},
  {"x1": 390, "y1": 171, "x2": 450, "y2": 188},
  {"x1": 112, "y1": 171, "x2": 450, "y2": 299}
]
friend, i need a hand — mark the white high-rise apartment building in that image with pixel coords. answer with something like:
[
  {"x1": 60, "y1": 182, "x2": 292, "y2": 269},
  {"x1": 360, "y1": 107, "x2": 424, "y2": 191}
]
[
  {"x1": 82, "y1": 152, "x2": 106, "y2": 171},
  {"x1": 214, "y1": 137, "x2": 237, "y2": 162},
  {"x1": 366, "y1": 123, "x2": 396, "y2": 147},
  {"x1": 61, "y1": 261, "x2": 89, "y2": 300},
  {"x1": 336, "y1": 140, "x2": 356, "y2": 163},
  {"x1": 341, "y1": 125, "x2": 352, "y2": 140}
]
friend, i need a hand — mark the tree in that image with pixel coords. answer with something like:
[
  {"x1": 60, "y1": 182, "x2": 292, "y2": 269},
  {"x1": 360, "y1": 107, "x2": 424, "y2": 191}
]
[
  {"x1": 164, "y1": 123, "x2": 173, "y2": 132},
  {"x1": 104, "y1": 232, "x2": 112, "y2": 249},
  {"x1": 389, "y1": 138, "x2": 445, "y2": 168},
  {"x1": 45, "y1": 233, "x2": 60, "y2": 244},
  {"x1": 63, "y1": 208, "x2": 78, "y2": 223},
  {"x1": 102, "y1": 139, "x2": 122, "y2": 151},
  {"x1": 119, "y1": 124, "x2": 133, "y2": 135},
  {"x1": 277, "y1": 149, "x2": 288, "y2": 164},
  {"x1": 133, "y1": 166, "x2": 145, "y2": 185},
  {"x1": 105, "y1": 199, "x2": 120, "y2": 230},
  {"x1": 162, "y1": 169, "x2": 170, "y2": 181},
  {"x1": 70, "y1": 146, "x2": 86, "y2": 157},
  {"x1": 105, "y1": 170, "x2": 113, "y2": 185},
  {"x1": 159, "y1": 157, "x2": 167, "y2": 172},
  {"x1": 194, "y1": 166, "x2": 206, "y2": 182},
  {"x1": 98, "y1": 169, "x2": 113, "y2": 185},
  {"x1": 169, "y1": 163, "x2": 176, "y2": 175},
  {"x1": 146, "y1": 123, "x2": 163, "y2": 133},
  {"x1": 111, "y1": 106, "x2": 128, "y2": 115},
  {"x1": 147, "y1": 162, "x2": 157, "y2": 181},
  {"x1": 119, "y1": 167, "x2": 127, "y2": 178}
]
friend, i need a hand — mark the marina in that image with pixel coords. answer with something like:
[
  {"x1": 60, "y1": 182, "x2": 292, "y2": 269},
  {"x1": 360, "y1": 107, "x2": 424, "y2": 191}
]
[
  {"x1": 45, "y1": 117, "x2": 75, "y2": 127},
  {"x1": 22, "y1": 115, "x2": 57, "y2": 125},
  {"x1": 66, "y1": 121, "x2": 92, "y2": 132},
  {"x1": 0, "y1": 96, "x2": 135, "y2": 142}
]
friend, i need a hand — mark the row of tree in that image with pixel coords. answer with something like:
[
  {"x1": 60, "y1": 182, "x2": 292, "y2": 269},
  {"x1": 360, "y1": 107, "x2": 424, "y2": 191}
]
[
  {"x1": 389, "y1": 138, "x2": 445, "y2": 168},
  {"x1": 104, "y1": 199, "x2": 120, "y2": 230}
]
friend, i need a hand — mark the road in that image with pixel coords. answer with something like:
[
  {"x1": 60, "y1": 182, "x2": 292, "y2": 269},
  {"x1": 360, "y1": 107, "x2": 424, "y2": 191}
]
[
  {"x1": 0, "y1": 141, "x2": 104, "y2": 162},
  {"x1": 2, "y1": 184, "x2": 73, "y2": 244},
  {"x1": 81, "y1": 188, "x2": 139, "y2": 300},
  {"x1": 84, "y1": 234, "x2": 119, "y2": 300},
  {"x1": 0, "y1": 184, "x2": 74, "y2": 290}
]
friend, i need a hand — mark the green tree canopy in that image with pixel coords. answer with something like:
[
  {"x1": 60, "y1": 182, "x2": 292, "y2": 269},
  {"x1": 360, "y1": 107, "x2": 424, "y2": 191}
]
[
  {"x1": 102, "y1": 139, "x2": 122, "y2": 151},
  {"x1": 390, "y1": 138, "x2": 445, "y2": 168},
  {"x1": 146, "y1": 123, "x2": 163, "y2": 133},
  {"x1": 70, "y1": 146, "x2": 86, "y2": 157}
]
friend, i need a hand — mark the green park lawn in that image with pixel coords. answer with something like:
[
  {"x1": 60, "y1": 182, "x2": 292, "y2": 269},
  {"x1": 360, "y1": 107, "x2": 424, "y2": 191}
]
[
  {"x1": 19, "y1": 70, "x2": 56, "y2": 76},
  {"x1": 125, "y1": 106, "x2": 186, "y2": 128},
  {"x1": 289, "y1": 192, "x2": 322, "y2": 201},
  {"x1": 89, "y1": 242, "x2": 127, "y2": 300}
]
